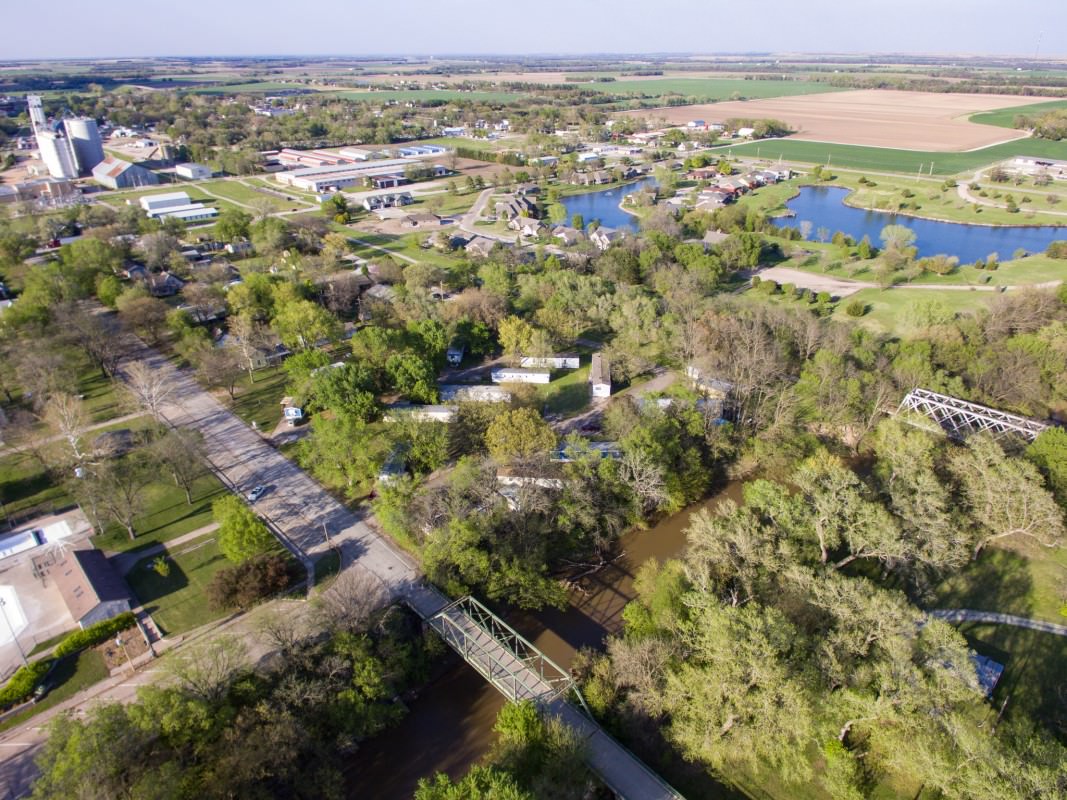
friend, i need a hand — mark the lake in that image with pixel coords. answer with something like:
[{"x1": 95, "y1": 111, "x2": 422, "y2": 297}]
[
  {"x1": 784, "y1": 185, "x2": 1067, "y2": 263},
  {"x1": 559, "y1": 176, "x2": 657, "y2": 231}
]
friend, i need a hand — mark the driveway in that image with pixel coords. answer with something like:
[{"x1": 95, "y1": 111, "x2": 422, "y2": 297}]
[{"x1": 754, "y1": 266, "x2": 874, "y2": 298}]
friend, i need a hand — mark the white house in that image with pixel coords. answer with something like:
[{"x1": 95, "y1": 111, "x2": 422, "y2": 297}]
[
  {"x1": 589, "y1": 353, "x2": 611, "y2": 398},
  {"x1": 491, "y1": 368, "x2": 551, "y2": 385},
  {"x1": 439, "y1": 384, "x2": 511, "y2": 403},
  {"x1": 384, "y1": 404, "x2": 458, "y2": 423},
  {"x1": 590, "y1": 227, "x2": 626, "y2": 251},
  {"x1": 520, "y1": 355, "x2": 580, "y2": 370},
  {"x1": 175, "y1": 163, "x2": 213, "y2": 180},
  {"x1": 736, "y1": 127, "x2": 756, "y2": 138}
]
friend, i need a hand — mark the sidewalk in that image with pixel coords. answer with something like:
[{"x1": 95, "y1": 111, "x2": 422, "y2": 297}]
[
  {"x1": 0, "y1": 411, "x2": 146, "y2": 457},
  {"x1": 107, "y1": 523, "x2": 220, "y2": 576}
]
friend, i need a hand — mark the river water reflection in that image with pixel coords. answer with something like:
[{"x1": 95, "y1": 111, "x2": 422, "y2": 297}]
[{"x1": 346, "y1": 481, "x2": 745, "y2": 798}]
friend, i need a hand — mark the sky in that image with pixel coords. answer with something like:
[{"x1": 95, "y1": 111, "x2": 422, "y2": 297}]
[{"x1": 6, "y1": 0, "x2": 1066, "y2": 60}]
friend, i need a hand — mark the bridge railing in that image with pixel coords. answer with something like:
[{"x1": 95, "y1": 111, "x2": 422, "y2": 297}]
[
  {"x1": 427, "y1": 595, "x2": 590, "y2": 714},
  {"x1": 896, "y1": 388, "x2": 1049, "y2": 441}
]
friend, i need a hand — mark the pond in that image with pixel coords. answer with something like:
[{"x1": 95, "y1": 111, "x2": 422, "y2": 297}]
[
  {"x1": 559, "y1": 176, "x2": 657, "y2": 232},
  {"x1": 783, "y1": 186, "x2": 1067, "y2": 263}
]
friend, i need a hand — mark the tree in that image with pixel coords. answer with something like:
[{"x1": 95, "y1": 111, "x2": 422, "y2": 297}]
[
  {"x1": 485, "y1": 408, "x2": 556, "y2": 462},
  {"x1": 950, "y1": 434, "x2": 1065, "y2": 559},
  {"x1": 139, "y1": 231, "x2": 180, "y2": 270},
  {"x1": 43, "y1": 392, "x2": 90, "y2": 467},
  {"x1": 82, "y1": 456, "x2": 151, "y2": 540},
  {"x1": 1026, "y1": 427, "x2": 1067, "y2": 505},
  {"x1": 385, "y1": 353, "x2": 438, "y2": 404},
  {"x1": 123, "y1": 361, "x2": 175, "y2": 420},
  {"x1": 195, "y1": 346, "x2": 243, "y2": 401},
  {"x1": 166, "y1": 634, "x2": 248, "y2": 703},
  {"x1": 497, "y1": 316, "x2": 534, "y2": 363},
  {"x1": 64, "y1": 303, "x2": 125, "y2": 378},
  {"x1": 151, "y1": 430, "x2": 205, "y2": 504},
  {"x1": 271, "y1": 298, "x2": 340, "y2": 351},
  {"x1": 213, "y1": 495, "x2": 275, "y2": 564},
  {"x1": 215, "y1": 208, "x2": 253, "y2": 243},
  {"x1": 228, "y1": 311, "x2": 273, "y2": 380}
]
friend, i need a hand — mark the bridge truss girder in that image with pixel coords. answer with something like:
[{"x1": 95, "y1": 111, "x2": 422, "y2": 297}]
[{"x1": 896, "y1": 388, "x2": 1049, "y2": 442}]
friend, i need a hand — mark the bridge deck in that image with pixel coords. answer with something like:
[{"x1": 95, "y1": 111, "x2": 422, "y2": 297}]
[{"x1": 410, "y1": 588, "x2": 684, "y2": 800}]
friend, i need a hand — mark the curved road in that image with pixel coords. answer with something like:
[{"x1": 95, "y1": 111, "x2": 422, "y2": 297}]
[{"x1": 930, "y1": 609, "x2": 1067, "y2": 636}]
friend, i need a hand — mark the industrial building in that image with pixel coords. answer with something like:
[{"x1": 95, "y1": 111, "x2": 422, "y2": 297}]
[
  {"x1": 92, "y1": 156, "x2": 159, "y2": 189},
  {"x1": 35, "y1": 130, "x2": 80, "y2": 180},
  {"x1": 175, "y1": 162, "x2": 213, "y2": 180},
  {"x1": 139, "y1": 191, "x2": 218, "y2": 223},
  {"x1": 272, "y1": 158, "x2": 443, "y2": 193},
  {"x1": 64, "y1": 117, "x2": 105, "y2": 174},
  {"x1": 0, "y1": 177, "x2": 79, "y2": 207}
]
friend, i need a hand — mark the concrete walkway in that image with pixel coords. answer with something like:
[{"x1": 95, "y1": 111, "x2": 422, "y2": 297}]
[
  {"x1": 931, "y1": 609, "x2": 1067, "y2": 636},
  {"x1": 0, "y1": 411, "x2": 146, "y2": 457},
  {"x1": 108, "y1": 522, "x2": 221, "y2": 576}
]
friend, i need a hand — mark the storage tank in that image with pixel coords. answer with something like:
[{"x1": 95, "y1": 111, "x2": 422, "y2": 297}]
[{"x1": 64, "y1": 117, "x2": 105, "y2": 174}]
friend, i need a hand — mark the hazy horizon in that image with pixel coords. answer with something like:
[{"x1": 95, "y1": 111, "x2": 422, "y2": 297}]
[{"x1": 6, "y1": 0, "x2": 1066, "y2": 61}]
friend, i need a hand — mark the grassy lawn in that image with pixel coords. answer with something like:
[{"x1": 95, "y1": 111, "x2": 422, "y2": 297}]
[
  {"x1": 343, "y1": 229, "x2": 460, "y2": 267},
  {"x1": 126, "y1": 537, "x2": 231, "y2": 636},
  {"x1": 414, "y1": 191, "x2": 479, "y2": 217},
  {"x1": 539, "y1": 364, "x2": 592, "y2": 416},
  {"x1": 0, "y1": 650, "x2": 109, "y2": 733},
  {"x1": 592, "y1": 78, "x2": 840, "y2": 100},
  {"x1": 829, "y1": 287, "x2": 995, "y2": 336},
  {"x1": 0, "y1": 451, "x2": 71, "y2": 520},
  {"x1": 92, "y1": 472, "x2": 227, "y2": 554},
  {"x1": 229, "y1": 364, "x2": 288, "y2": 431},
  {"x1": 96, "y1": 184, "x2": 215, "y2": 207},
  {"x1": 199, "y1": 180, "x2": 299, "y2": 212},
  {"x1": 716, "y1": 137, "x2": 1067, "y2": 177},
  {"x1": 970, "y1": 99, "x2": 1067, "y2": 129}
]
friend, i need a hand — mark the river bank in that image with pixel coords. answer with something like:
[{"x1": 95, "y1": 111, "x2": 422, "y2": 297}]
[{"x1": 344, "y1": 481, "x2": 745, "y2": 799}]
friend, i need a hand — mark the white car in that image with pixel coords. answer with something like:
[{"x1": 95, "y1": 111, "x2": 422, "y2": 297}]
[{"x1": 247, "y1": 485, "x2": 267, "y2": 503}]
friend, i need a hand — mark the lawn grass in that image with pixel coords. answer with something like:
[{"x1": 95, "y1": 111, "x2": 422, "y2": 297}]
[
  {"x1": 198, "y1": 180, "x2": 299, "y2": 212},
  {"x1": 27, "y1": 627, "x2": 78, "y2": 657},
  {"x1": 343, "y1": 229, "x2": 459, "y2": 267},
  {"x1": 591, "y1": 78, "x2": 840, "y2": 100},
  {"x1": 0, "y1": 451, "x2": 71, "y2": 520},
  {"x1": 96, "y1": 184, "x2": 215, "y2": 207},
  {"x1": 539, "y1": 364, "x2": 592, "y2": 416},
  {"x1": 970, "y1": 99, "x2": 1067, "y2": 129},
  {"x1": 126, "y1": 537, "x2": 231, "y2": 636},
  {"x1": 92, "y1": 472, "x2": 227, "y2": 554},
  {"x1": 716, "y1": 137, "x2": 1067, "y2": 177},
  {"x1": 829, "y1": 287, "x2": 995, "y2": 336},
  {"x1": 229, "y1": 364, "x2": 289, "y2": 431},
  {"x1": 0, "y1": 649, "x2": 109, "y2": 733}
]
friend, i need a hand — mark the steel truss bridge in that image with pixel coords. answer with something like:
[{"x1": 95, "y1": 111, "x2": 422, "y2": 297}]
[
  {"x1": 406, "y1": 586, "x2": 684, "y2": 800},
  {"x1": 896, "y1": 388, "x2": 1050, "y2": 442}
]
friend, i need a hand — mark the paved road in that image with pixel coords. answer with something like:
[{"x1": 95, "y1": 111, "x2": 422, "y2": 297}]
[
  {"x1": 113, "y1": 333, "x2": 421, "y2": 597},
  {"x1": 931, "y1": 609, "x2": 1067, "y2": 636}
]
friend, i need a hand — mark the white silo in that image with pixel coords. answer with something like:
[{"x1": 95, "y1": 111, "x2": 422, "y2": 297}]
[{"x1": 64, "y1": 117, "x2": 105, "y2": 174}]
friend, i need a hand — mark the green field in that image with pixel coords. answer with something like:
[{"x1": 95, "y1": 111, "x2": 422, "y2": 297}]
[
  {"x1": 189, "y1": 81, "x2": 318, "y2": 95},
  {"x1": 330, "y1": 89, "x2": 529, "y2": 104},
  {"x1": 199, "y1": 180, "x2": 302, "y2": 212},
  {"x1": 830, "y1": 287, "x2": 995, "y2": 334},
  {"x1": 593, "y1": 78, "x2": 840, "y2": 100},
  {"x1": 717, "y1": 137, "x2": 1067, "y2": 176},
  {"x1": 970, "y1": 99, "x2": 1067, "y2": 129},
  {"x1": 92, "y1": 472, "x2": 227, "y2": 554},
  {"x1": 97, "y1": 184, "x2": 214, "y2": 207},
  {"x1": 126, "y1": 537, "x2": 231, "y2": 635}
]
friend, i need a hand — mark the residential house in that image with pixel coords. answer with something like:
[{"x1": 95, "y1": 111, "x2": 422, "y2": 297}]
[
  {"x1": 383, "y1": 404, "x2": 458, "y2": 423},
  {"x1": 362, "y1": 192, "x2": 414, "y2": 211},
  {"x1": 590, "y1": 227, "x2": 626, "y2": 251},
  {"x1": 369, "y1": 174, "x2": 407, "y2": 190},
  {"x1": 439, "y1": 384, "x2": 512, "y2": 403},
  {"x1": 509, "y1": 218, "x2": 546, "y2": 238},
  {"x1": 464, "y1": 236, "x2": 498, "y2": 259},
  {"x1": 520, "y1": 355, "x2": 580, "y2": 369},
  {"x1": 401, "y1": 212, "x2": 442, "y2": 228},
  {"x1": 146, "y1": 271, "x2": 185, "y2": 297},
  {"x1": 589, "y1": 352, "x2": 611, "y2": 398},
  {"x1": 552, "y1": 226, "x2": 584, "y2": 247},
  {"x1": 494, "y1": 193, "x2": 539, "y2": 221},
  {"x1": 491, "y1": 368, "x2": 551, "y2": 385}
]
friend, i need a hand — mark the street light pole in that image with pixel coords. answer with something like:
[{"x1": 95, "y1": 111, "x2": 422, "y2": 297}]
[{"x1": 0, "y1": 599, "x2": 27, "y2": 668}]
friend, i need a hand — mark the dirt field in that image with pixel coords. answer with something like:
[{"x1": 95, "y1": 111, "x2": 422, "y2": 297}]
[{"x1": 619, "y1": 90, "x2": 1058, "y2": 151}]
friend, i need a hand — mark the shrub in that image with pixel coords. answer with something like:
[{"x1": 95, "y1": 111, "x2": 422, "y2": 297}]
[
  {"x1": 53, "y1": 612, "x2": 137, "y2": 659},
  {"x1": 0, "y1": 660, "x2": 52, "y2": 708},
  {"x1": 780, "y1": 282, "x2": 796, "y2": 298},
  {"x1": 208, "y1": 554, "x2": 294, "y2": 610},
  {"x1": 816, "y1": 291, "x2": 832, "y2": 305},
  {"x1": 750, "y1": 275, "x2": 761, "y2": 288},
  {"x1": 759, "y1": 279, "x2": 779, "y2": 294},
  {"x1": 844, "y1": 299, "x2": 867, "y2": 317},
  {"x1": 1047, "y1": 241, "x2": 1067, "y2": 259}
]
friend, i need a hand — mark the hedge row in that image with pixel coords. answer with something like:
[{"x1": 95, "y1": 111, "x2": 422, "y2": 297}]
[
  {"x1": 0, "y1": 660, "x2": 51, "y2": 708},
  {"x1": 53, "y1": 612, "x2": 137, "y2": 659}
]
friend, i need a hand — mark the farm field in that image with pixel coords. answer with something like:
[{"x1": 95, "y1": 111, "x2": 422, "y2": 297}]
[
  {"x1": 623, "y1": 90, "x2": 1050, "y2": 151},
  {"x1": 189, "y1": 81, "x2": 318, "y2": 94},
  {"x1": 970, "y1": 98, "x2": 1067, "y2": 128},
  {"x1": 328, "y1": 89, "x2": 529, "y2": 103},
  {"x1": 719, "y1": 135, "x2": 1067, "y2": 176},
  {"x1": 591, "y1": 78, "x2": 839, "y2": 100}
]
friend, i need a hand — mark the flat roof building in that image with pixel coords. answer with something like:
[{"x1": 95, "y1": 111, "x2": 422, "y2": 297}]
[{"x1": 175, "y1": 162, "x2": 213, "y2": 180}]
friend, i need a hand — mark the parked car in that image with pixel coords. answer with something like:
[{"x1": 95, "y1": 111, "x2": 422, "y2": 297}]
[{"x1": 247, "y1": 485, "x2": 267, "y2": 503}]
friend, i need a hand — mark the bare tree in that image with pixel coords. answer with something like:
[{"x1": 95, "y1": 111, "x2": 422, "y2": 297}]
[
  {"x1": 168, "y1": 635, "x2": 248, "y2": 703},
  {"x1": 619, "y1": 449, "x2": 668, "y2": 515},
  {"x1": 151, "y1": 429, "x2": 205, "y2": 504},
  {"x1": 82, "y1": 456, "x2": 150, "y2": 540},
  {"x1": 314, "y1": 568, "x2": 387, "y2": 633},
  {"x1": 14, "y1": 340, "x2": 75, "y2": 412},
  {"x1": 256, "y1": 610, "x2": 307, "y2": 656},
  {"x1": 124, "y1": 361, "x2": 176, "y2": 421},
  {"x1": 228, "y1": 312, "x2": 271, "y2": 382},
  {"x1": 44, "y1": 392, "x2": 89, "y2": 467},
  {"x1": 195, "y1": 347, "x2": 243, "y2": 401},
  {"x1": 64, "y1": 303, "x2": 125, "y2": 378}
]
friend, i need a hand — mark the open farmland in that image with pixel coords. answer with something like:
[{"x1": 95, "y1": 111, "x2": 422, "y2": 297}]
[
  {"x1": 591, "y1": 77, "x2": 838, "y2": 100},
  {"x1": 622, "y1": 90, "x2": 1052, "y2": 150},
  {"x1": 970, "y1": 98, "x2": 1067, "y2": 128},
  {"x1": 328, "y1": 89, "x2": 529, "y2": 103},
  {"x1": 716, "y1": 136, "x2": 1067, "y2": 176}
]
